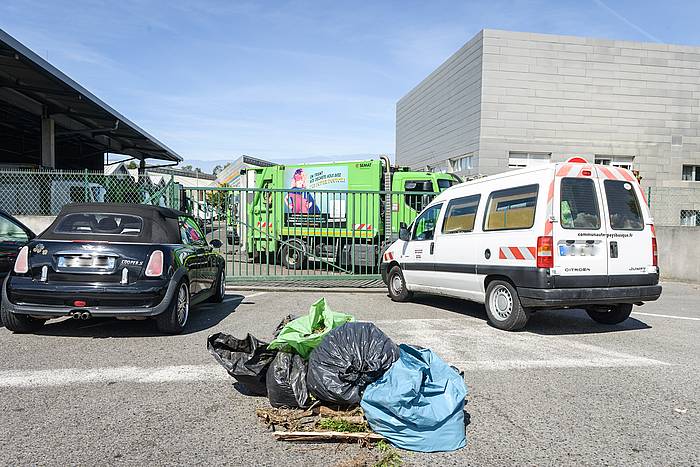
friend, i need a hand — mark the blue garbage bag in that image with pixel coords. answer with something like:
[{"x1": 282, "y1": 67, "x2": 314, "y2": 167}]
[{"x1": 360, "y1": 344, "x2": 468, "y2": 452}]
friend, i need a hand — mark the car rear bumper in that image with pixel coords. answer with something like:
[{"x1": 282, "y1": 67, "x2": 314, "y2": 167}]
[
  {"x1": 517, "y1": 284, "x2": 662, "y2": 308},
  {"x1": 2, "y1": 276, "x2": 175, "y2": 318}
]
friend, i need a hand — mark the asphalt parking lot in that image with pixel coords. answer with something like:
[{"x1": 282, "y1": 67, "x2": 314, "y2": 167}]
[{"x1": 1, "y1": 282, "x2": 698, "y2": 466}]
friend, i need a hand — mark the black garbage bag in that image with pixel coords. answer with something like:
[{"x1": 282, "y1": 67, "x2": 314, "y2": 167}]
[
  {"x1": 207, "y1": 332, "x2": 277, "y2": 396},
  {"x1": 306, "y1": 322, "x2": 400, "y2": 405},
  {"x1": 266, "y1": 351, "x2": 312, "y2": 408},
  {"x1": 273, "y1": 314, "x2": 298, "y2": 338}
]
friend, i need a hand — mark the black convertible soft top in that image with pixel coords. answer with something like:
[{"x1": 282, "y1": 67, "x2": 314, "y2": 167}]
[{"x1": 40, "y1": 203, "x2": 185, "y2": 244}]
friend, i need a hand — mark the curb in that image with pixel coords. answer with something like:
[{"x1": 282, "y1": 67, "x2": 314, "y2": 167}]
[{"x1": 226, "y1": 286, "x2": 386, "y2": 293}]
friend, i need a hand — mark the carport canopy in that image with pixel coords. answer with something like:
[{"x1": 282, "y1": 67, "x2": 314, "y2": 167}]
[{"x1": 0, "y1": 28, "x2": 181, "y2": 170}]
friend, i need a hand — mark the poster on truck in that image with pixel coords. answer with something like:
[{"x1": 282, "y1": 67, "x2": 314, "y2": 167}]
[{"x1": 283, "y1": 165, "x2": 348, "y2": 227}]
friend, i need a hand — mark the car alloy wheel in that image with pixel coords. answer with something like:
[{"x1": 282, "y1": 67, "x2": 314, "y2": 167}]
[
  {"x1": 176, "y1": 283, "x2": 189, "y2": 326},
  {"x1": 489, "y1": 284, "x2": 513, "y2": 321}
]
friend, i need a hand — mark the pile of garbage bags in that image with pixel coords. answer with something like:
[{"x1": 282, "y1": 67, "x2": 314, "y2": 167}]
[{"x1": 208, "y1": 297, "x2": 468, "y2": 453}]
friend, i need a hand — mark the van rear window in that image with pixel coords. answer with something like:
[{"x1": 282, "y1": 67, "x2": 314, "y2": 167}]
[
  {"x1": 604, "y1": 180, "x2": 644, "y2": 231},
  {"x1": 484, "y1": 184, "x2": 538, "y2": 231},
  {"x1": 560, "y1": 178, "x2": 601, "y2": 230},
  {"x1": 54, "y1": 213, "x2": 143, "y2": 236}
]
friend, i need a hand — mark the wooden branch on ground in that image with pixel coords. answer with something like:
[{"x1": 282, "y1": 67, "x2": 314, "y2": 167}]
[{"x1": 273, "y1": 431, "x2": 384, "y2": 442}]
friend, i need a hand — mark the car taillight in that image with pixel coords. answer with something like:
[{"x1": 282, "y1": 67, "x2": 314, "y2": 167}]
[
  {"x1": 537, "y1": 236, "x2": 553, "y2": 269},
  {"x1": 13, "y1": 246, "x2": 29, "y2": 274},
  {"x1": 145, "y1": 250, "x2": 164, "y2": 277},
  {"x1": 652, "y1": 237, "x2": 658, "y2": 267}
]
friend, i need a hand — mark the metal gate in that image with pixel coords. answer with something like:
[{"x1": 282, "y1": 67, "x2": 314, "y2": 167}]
[{"x1": 180, "y1": 186, "x2": 436, "y2": 285}]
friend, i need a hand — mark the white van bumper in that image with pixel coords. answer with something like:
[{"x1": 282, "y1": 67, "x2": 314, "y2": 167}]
[{"x1": 518, "y1": 285, "x2": 662, "y2": 308}]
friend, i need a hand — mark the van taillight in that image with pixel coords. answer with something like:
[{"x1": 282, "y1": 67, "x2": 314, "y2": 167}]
[
  {"x1": 537, "y1": 236, "x2": 554, "y2": 269},
  {"x1": 13, "y1": 246, "x2": 29, "y2": 274},
  {"x1": 145, "y1": 250, "x2": 164, "y2": 277},
  {"x1": 652, "y1": 238, "x2": 658, "y2": 267}
]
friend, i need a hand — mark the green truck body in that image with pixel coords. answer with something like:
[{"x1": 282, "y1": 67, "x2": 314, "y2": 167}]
[{"x1": 242, "y1": 158, "x2": 458, "y2": 268}]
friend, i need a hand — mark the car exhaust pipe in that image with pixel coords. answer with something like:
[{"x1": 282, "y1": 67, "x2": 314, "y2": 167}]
[
  {"x1": 71, "y1": 311, "x2": 82, "y2": 320},
  {"x1": 80, "y1": 312, "x2": 91, "y2": 320}
]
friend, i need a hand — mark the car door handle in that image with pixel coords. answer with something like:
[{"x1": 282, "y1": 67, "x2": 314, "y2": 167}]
[
  {"x1": 429, "y1": 242, "x2": 434, "y2": 255},
  {"x1": 610, "y1": 241, "x2": 618, "y2": 258}
]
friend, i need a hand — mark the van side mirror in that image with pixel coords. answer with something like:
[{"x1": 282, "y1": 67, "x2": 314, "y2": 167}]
[{"x1": 399, "y1": 224, "x2": 410, "y2": 242}]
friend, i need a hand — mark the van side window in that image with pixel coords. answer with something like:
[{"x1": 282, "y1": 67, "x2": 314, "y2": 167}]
[
  {"x1": 484, "y1": 184, "x2": 538, "y2": 231},
  {"x1": 412, "y1": 204, "x2": 442, "y2": 241},
  {"x1": 604, "y1": 180, "x2": 644, "y2": 231},
  {"x1": 560, "y1": 178, "x2": 601, "y2": 230},
  {"x1": 442, "y1": 195, "x2": 480, "y2": 234}
]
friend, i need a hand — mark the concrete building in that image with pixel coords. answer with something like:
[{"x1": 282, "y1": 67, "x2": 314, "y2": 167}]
[{"x1": 396, "y1": 29, "x2": 700, "y2": 226}]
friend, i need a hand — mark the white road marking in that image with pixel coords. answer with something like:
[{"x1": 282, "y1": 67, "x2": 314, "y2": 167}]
[
  {"x1": 375, "y1": 318, "x2": 668, "y2": 370},
  {"x1": 0, "y1": 365, "x2": 228, "y2": 388},
  {"x1": 632, "y1": 311, "x2": 700, "y2": 321},
  {"x1": 244, "y1": 292, "x2": 267, "y2": 299}
]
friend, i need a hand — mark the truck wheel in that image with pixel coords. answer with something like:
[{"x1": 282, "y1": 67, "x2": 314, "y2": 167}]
[
  {"x1": 387, "y1": 266, "x2": 413, "y2": 302},
  {"x1": 586, "y1": 304, "x2": 633, "y2": 325},
  {"x1": 281, "y1": 240, "x2": 305, "y2": 270},
  {"x1": 0, "y1": 306, "x2": 45, "y2": 333},
  {"x1": 485, "y1": 280, "x2": 529, "y2": 331},
  {"x1": 156, "y1": 280, "x2": 190, "y2": 334}
]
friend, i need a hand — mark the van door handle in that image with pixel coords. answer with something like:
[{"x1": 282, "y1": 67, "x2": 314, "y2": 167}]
[
  {"x1": 610, "y1": 241, "x2": 618, "y2": 258},
  {"x1": 430, "y1": 242, "x2": 434, "y2": 255}
]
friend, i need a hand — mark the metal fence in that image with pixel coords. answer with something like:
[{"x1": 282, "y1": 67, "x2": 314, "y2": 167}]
[
  {"x1": 646, "y1": 186, "x2": 700, "y2": 227},
  {"x1": 0, "y1": 169, "x2": 180, "y2": 215},
  {"x1": 180, "y1": 186, "x2": 436, "y2": 284}
]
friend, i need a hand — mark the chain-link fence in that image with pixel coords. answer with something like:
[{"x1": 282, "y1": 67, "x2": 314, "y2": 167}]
[
  {"x1": 646, "y1": 185, "x2": 700, "y2": 226},
  {"x1": 0, "y1": 169, "x2": 180, "y2": 216}
]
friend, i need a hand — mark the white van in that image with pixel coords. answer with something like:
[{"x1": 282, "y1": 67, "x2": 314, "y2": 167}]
[{"x1": 380, "y1": 158, "x2": 661, "y2": 331}]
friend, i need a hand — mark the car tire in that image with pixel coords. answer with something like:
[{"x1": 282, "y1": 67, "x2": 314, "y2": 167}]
[
  {"x1": 485, "y1": 280, "x2": 529, "y2": 331},
  {"x1": 281, "y1": 239, "x2": 305, "y2": 270},
  {"x1": 208, "y1": 269, "x2": 225, "y2": 303},
  {"x1": 387, "y1": 265, "x2": 413, "y2": 302},
  {"x1": 0, "y1": 306, "x2": 45, "y2": 333},
  {"x1": 155, "y1": 280, "x2": 190, "y2": 335},
  {"x1": 585, "y1": 304, "x2": 633, "y2": 325}
]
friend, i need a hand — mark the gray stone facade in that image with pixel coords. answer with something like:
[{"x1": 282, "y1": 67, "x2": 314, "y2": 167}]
[{"x1": 396, "y1": 29, "x2": 700, "y2": 225}]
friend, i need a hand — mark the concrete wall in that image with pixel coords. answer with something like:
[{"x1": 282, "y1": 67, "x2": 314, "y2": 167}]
[
  {"x1": 396, "y1": 31, "x2": 483, "y2": 175},
  {"x1": 656, "y1": 226, "x2": 700, "y2": 283},
  {"x1": 16, "y1": 215, "x2": 55, "y2": 236},
  {"x1": 478, "y1": 29, "x2": 700, "y2": 185}
]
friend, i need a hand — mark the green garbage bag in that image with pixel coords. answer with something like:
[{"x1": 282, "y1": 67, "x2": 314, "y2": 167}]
[{"x1": 268, "y1": 298, "x2": 354, "y2": 359}]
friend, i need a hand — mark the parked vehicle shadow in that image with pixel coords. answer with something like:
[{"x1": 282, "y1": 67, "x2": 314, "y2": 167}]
[
  {"x1": 30, "y1": 294, "x2": 245, "y2": 338},
  {"x1": 409, "y1": 294, "x2": 651, "y2": 335}
]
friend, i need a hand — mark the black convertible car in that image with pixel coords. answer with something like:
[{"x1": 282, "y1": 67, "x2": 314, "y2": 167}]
[{"x1": 1, "y1": 204, "x2": 226, "y2": 334}]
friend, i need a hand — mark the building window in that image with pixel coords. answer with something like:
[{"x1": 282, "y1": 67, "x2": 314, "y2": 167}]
[
  {"x1": 450, "y1": 155, "x2": 473, "y2": 172},
  {"x1": 680, "y1": 210, "x2": 700, "y2": 226},
  {"x1": 508, "y1": 152, "x2": 551, "y2": 168},
  {"x1": 595, "y1": 155, "x2": 635, "y2": 170},
  {"x1": 682, "y1": 165, "x2": 700, "y2": 181}
]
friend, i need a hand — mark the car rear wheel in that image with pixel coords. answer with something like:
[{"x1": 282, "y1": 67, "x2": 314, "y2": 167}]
[
  {"x1": 586, "y1": 303, "x2": 633, "y2": 325},
  {"x1": 155, "y1": 280, "x2": 190, "y2": 334},
  {"x1": 485, "y1": 280, "x2": 529, "y2": 331},
  {"x1": 387, "y1": 265, "x2": 413, "y2": 302},
  {"x1": 1, "y1": 306, "x2": 45, "y2": 333}
]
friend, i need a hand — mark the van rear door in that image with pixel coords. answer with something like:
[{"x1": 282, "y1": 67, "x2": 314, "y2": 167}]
[
  {"x1": 596, "y1": 167, "x2": 655, "y2": 284},
  {"x1": 552, "y1": 164, "x2": 608, "y2": 285}
]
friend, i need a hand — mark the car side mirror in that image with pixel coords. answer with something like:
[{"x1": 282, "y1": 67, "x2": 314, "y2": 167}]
[
  {"x1": 399, "y1": 226, "x2": 410, "y2": 242},
  {"x1": 210, "y1": 239, "x2": 223, "y2": 249}
]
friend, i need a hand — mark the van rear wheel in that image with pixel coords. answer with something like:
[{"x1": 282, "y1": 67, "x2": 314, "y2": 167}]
[
  {"x1": 485, "y1": 280, "x2": 529, "y2": 331},
  {"x1": 387, "y1": 266, "x2": 413, "y2": 302},
  {"x1": 585, "y1": 304, "x2": 633, "y2": 325}
]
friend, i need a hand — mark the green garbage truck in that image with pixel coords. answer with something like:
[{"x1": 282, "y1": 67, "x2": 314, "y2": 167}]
[{"x1": 240, "y1": 156, "x2": 459, "y2": 269}]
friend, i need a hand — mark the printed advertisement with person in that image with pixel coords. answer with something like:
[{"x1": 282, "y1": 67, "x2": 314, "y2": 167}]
[{"x1": 283, "y1": 166, "x2": 348, "y2": 227}]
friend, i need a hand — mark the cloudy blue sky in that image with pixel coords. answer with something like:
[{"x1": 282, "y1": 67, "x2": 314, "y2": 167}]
[{"x1": 1, "y1": 1, "x2": 698, "y2": 167}]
